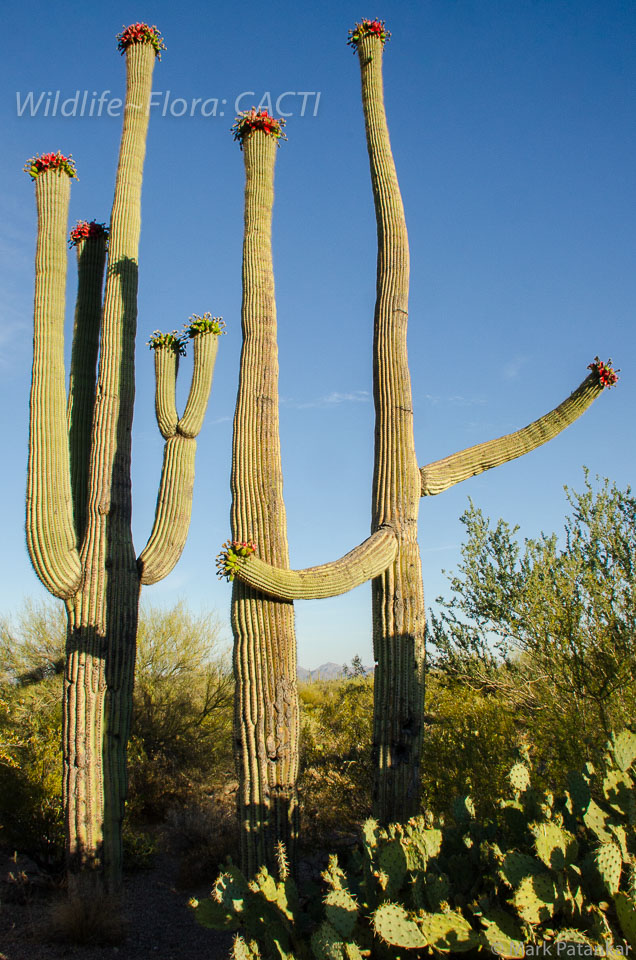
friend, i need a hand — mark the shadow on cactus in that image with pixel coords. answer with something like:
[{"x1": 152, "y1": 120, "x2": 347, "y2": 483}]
[{"x1": 194, "y1": 729, "x2": 636, "y2": 958}]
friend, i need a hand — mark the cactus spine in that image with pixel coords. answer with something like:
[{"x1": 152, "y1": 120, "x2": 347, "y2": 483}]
[
  {"x1": 25, "y1": 27, "x2": 220, "y2": 892},
  {"x1": 352, "y1": 21, "x2": 616, "y2": 823}
]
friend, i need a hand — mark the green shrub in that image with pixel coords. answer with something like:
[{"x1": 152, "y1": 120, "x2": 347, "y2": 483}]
[{"x1": 298, "y1": 670, "x2": 374, "y2": 847}]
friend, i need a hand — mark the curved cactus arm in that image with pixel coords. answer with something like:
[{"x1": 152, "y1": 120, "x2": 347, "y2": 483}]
[
  {"x1": 420, "y1": 366, "x2": 613, "y2": 497},
  {"x1": 219, "y1": 526, "x2": 398, "y2": 599},
  {"x1": 138, "y1": 328, "x2": 220, "y2": 585},
  {"x1": 178, "y1": 326, "x2": 222, "y2": 438},
  {"x1": 26, "y1": 165, "x2": 82, "y2": 599},
  {"x1": 67, "y1": 224, "x2": 108, "y2": 541},
  {"x1": 137, "y1": 435, "x2": 196, "y2": 584}
]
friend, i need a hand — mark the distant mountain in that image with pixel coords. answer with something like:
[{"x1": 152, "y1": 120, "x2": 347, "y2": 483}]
[{"x1": 297, "y1": 662, "x2": 373, "y2": 682}]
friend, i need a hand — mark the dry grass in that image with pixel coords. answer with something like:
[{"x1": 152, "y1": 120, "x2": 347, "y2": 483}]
[
  {"x1": 48, "y1": 889, "x2": 126, "y2": 946},
  {"x1": 166, "y1": 789, "x2": 239, "y2": 888}
]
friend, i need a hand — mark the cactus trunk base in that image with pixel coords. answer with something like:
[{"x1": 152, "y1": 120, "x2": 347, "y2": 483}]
[{"x1": 64, "y1": 582, "x2": 140, "y2": 894}]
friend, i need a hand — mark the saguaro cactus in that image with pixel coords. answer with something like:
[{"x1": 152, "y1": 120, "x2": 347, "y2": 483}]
[
  {"x1": 224, "y1": 20, "x2": 617, "y2": 841},
  {"x1": 348, "y1": 18, "x2": 618, "y2": 823},
  {"x1": 25, "y1": 25, "x2": 222, "y2": 892}
]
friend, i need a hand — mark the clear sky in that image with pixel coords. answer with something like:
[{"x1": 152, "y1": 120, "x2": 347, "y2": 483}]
[{"x1": 1, "y1": 0, "x2": 633, "y2": 668}]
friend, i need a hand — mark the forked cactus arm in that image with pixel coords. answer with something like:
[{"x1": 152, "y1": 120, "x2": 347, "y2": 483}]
[
  {"x1": 420, "y1": 370, "x2": 609, "y2": 496},
  {"x1": 138, "y1": 330, "x2": 219, "y2": 584},
  {"x1": 26, "y1": 167, "x2": 82, "y2": 598},
  {"x1": 67, "y1": 227, "x2": 108, "y2": 541},
  {"x1": 224, "y1": 527, "x2": 398, "y2": 600}
]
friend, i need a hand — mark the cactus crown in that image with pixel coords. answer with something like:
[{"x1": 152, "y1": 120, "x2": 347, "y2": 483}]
[
  {"x1": 347, "y1": 18, "x2": 391, "y2": 49},
  {"x1": 116, "y1": 22, "x2": 166, "y2": 58},
  {"x1": 185, "y1": 313, "x2": 226, "y2": 338},
  {"x1": 68, "y1": 220, "x2": 109, "y2": 248},
  {"x1": 588, "y1": 356, "x2": 620, "y2": 388},
  {"x1": 231, "y1": 108, "x2": 287, "y2": 148},
  {"x1": 216, "y1": 540, "x2": 257, "y2": 581},
  {"x1": 24, "y1": 151, "x2": 77, "y2": 181},
  {"x1": 148, "y1": 330, "x2": 187, "y2": 356}
]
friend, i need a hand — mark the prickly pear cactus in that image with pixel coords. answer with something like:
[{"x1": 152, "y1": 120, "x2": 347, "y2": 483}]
[{"x1": 196, "y1": 729, "x2": 636, "y2": 959}]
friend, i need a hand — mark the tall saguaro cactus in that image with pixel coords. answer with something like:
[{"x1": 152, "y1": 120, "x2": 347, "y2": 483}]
[
  {"x1": 349, "y1": 18, "x2": 618, "y2": 823},
  {"x1": 229, "y1": 113, "x2": 300, "y2": 875},
  {"x1": 224, "y1": 110, "x2": 399, "y2": 873},
  {"x1": 25, "y1": 25, "x2": 221, "y2": 892}
]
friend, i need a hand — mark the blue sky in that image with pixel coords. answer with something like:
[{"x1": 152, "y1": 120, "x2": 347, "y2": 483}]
[{"x1": 1, "y1": 0, "x2": 633, "y2": 668}]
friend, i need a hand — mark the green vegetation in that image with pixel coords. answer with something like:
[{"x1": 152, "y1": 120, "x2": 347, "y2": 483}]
[
  {"x1": 4, "y1": 473, "x2": 634, "y2": 957},
  {"x1": 0, "y1": 602, "x2": 232, "y2": 866},
  {"x1": 195, "y1": 731, "x2": 636, "y2": 958},
  {"x1": 428, "y1": 471, "x2": 636, "y2": 783}
]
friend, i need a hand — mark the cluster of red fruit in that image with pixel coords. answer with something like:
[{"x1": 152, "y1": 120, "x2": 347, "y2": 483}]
[
  {"x1": 24, "y1": 152, "x2": 77, "y2": 181},
  {"x1": 232, "y1": 108, "x2": 287, "y2": 148},
  {"x1": 116, "y1": 22, "x2": 166, "y2": 58},
  {"x1": 215, "y1": 540, "x2": 257, "y2": 581},
  {"x1": 347, "y1": 18, "x2": 391, "y2": 49},
  {"x1": 588, "y1": 357, "x2": 620, "y2": 389},
  {"x1": 68, "y1": 220, "x2": 109, "y2": 247}
]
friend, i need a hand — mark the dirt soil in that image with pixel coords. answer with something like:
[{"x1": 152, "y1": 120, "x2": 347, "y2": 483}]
[{"x1": 0, "y1": 851, "x2": 234, "y2": 960}]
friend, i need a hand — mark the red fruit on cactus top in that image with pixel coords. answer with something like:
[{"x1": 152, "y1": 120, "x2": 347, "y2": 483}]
[
  {"x1": 68, "y1": 220, "x2": 109, "y2": 247},
  {"x1": 347, "y1": 18, "x2": 391, "y2": 49},
  {"x1": 24, "y1": 151, "x2": 77, "y2": 181},
  {"x1": 231, "y1": 108, "x2": 287, "y2": 148},
  {"x1": 116, "y1": 22, "x2": 166, "y2": 58},
  {"x1": 588, "y1": 356, "x2": 620, "y2": 388}
]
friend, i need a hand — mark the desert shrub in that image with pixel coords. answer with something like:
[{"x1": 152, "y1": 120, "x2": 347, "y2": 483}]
[
  {"x1": 0, "y1": 682, "x2": 64, "y2": 863},
  {"x1": 419, "y1": 673, "x2": 521, "y2": 818},
  {"x1": 298, "y1": 667, "x2": 374, "y2": 847},
  {"x1": 127, "y1": 602, "x2": 234, "y2": 822}
]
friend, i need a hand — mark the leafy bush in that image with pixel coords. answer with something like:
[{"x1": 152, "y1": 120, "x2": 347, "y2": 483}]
[
  {"x1": 127, "y1": 602, "x2": 234, "y2": 821},
  {"x1": 428, "y1": 471, "x2": 636, "y2": 783}
]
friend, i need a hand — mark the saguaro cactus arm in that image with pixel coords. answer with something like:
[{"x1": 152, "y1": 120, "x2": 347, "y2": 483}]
[
  {"x1": 150, "y1": 330, "x2": 183, "y2": 439},
  {"x1": 217, "y1": 526, "x2": 398, "y2": 599},
  {"x1": 138, "y1": 322, "x2": 222, "y2": 585},
  {"x1": 67, "y1": 221, "x2": 109, "y2": 541},
  {"x1": 25, "y1": 154, "x2": 82, "y2": 599},
  {"x1": 419, "y1": 361, "x2": 619, "y2": 496}
]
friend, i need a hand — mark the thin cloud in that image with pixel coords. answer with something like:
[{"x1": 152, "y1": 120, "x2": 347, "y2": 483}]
[
  {"x1": 502, "y1": 356, "x2": 528, "y2": 380},
  {"x1": 422, "y1": 393, "x2": 486, "y2": 407},
  {"x1": 282, "y1": 389, "x2": 371, "y2": 410}
]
